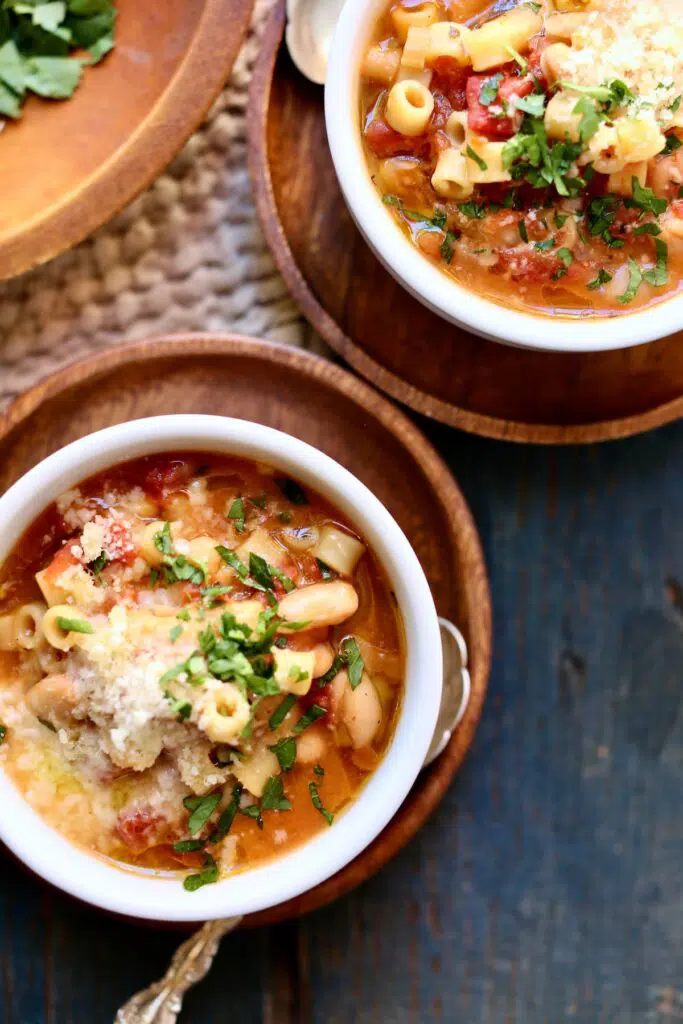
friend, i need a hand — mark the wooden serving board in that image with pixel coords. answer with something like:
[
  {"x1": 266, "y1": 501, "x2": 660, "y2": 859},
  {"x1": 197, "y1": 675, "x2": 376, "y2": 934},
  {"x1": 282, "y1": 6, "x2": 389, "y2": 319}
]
[
  {"x1": 0, "y1": 333, "x2": 491, "y2": 927},
  {"x1": 247, "y1": 1, "x2": 683, "y2": 445},
  {"x1": 0, "y1": 0, "x2": 253, "y2": 280}
]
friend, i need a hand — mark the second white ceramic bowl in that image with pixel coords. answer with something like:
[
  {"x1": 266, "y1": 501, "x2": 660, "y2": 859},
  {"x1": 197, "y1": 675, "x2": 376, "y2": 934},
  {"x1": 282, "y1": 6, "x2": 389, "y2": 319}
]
[
  {"x1": 0, "y1": 415, "x2": 442, "y2": 922},
  {"x1": 324, "y1": 0, "x2": 683, "y2": 352}
]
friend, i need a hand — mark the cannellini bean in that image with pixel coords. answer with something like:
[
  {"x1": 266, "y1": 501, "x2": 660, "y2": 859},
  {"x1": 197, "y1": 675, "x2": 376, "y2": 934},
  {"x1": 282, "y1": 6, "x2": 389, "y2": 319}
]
[
  {"x1": 196, "y1": 681, "x2": 251, "y2": 743},
  {"x1": 540, "y1": 42, "x2": 571, "y2": 84},
  {"x1": 312, "y1": 643, "x2": 336, "y2": 678},
  {"x1": 26, "y1": 674, "x2": 77, "y2": 725},
  {"x1": 342, "y1": 674, "x2": 383, "y2": 749},
  {"x1": 278, "y1": 581, "x2": 359, "y2": 630}
]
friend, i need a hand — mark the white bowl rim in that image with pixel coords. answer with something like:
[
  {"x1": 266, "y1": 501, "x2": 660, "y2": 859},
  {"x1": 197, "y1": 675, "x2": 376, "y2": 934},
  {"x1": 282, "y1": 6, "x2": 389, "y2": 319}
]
[
  {"x1": 0, "y1": 414, "x2": 442, "y2": 921},
  {"x1": 324, "y1": 0, "x2": 683, "y2": 353}
]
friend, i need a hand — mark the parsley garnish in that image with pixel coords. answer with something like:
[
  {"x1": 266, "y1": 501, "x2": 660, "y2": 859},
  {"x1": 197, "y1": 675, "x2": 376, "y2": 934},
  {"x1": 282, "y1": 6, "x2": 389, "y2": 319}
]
[
  {"x1": 458, "y1": 200, "x2": 486, "y2": 219},
  {"x1": 269, "y1": 693, "x2": 297, "y2": 730},
  {"x1": 227, "y1": 497, "x2": 246, "y2": 533},
  {"x1": 632, "y1": 222, "x2": 662, "y2": 237},
  {"x1": 534, "y1": 237, "x2": 555, "y2": 252},
  {"x1": 664, "y1": 135, "x2": 682, "y2": 156},
  {"x1": 240, "y1": 804, "x2": 264, "y2": 829},
  {"x1": 88, "y1": 551, "x2": 109, "y2": 575},
  {"x1": 153, "y1": 522, "x2": 205, "y2": 585},
  {"x1": 341, "y1": 637, "x2": 364, "y2": 690},
  {"x1": 518, "y1": 219, "x2": 529, "y2": 243},
  {"x1": 643, "y1": 238, "x2": 668, "y2": 288},
  {"x1": 552, "y1": 247, "x2": 574, "y2": 280},
  {"x1": 183, "y1": 853, "x2": 219, "y2": 892},
  {"x1": 269, "y1": 735, "x2": 297, "y2": 772},
  {"x1": 249, "y1": 493, "x2": 268, "y2": 509},
  {"x1": 467, "y1": 145, "x2": 488, "y2": 172},
  {"x1": 513, "y1": 93, "x2": 546, "y2": 118},
  {"x1": 440, "y1": 231, "x2": 458, "y2": 264},
  {"x1": 184, "y1": 791, "x2": 221, "y2": 835},
  {"x1": 172, "y1": 838, "x2": 205, "y2": 853},
  {"x1": 169, "y1": 624, "x2": 182, "y2": 643},
  {"x1": 587, "y1": 269, "x2": 613, "y2": 290},
  {"x1": 668, "y1": 95, "x2": 682, "y2": 114},
  {"x1": 627, "y1": 179, "x2": 668, "y2": 217},
  {"x1": 261, "y1": 776, "x2": 291, "y2": 811},
  {"x1": 0, "y1": 722, "x2": 6, "y2": 745},
  {"x1": 479, "y1": 72, "x2": 503, "y2": 107},
  {"x1": 56, "y1": 615, "x2": 93, "y2": 634},
  {"x1": 504, "y1": 45, "x2": 527, "y2": 73},
  {"x1": 309, "y1": 782, "x2": 334, "y2": 826},
  {"x1": 208, "y1": 784, "x2": 243, "y2": 844},
  {"x1": 316, "y1": 558, "x2": 335, "y2": 580},
  {"x1": 313, "y1": 763, "x2": 324, "y2": 776},
  {"x1": 572, "y1": 97, "x2": 601, "y2": 144},
  {"x1": 293, "y1": 704, "x2": 327, "y2": 735},
  {"x1": 275, "y1": 478, "x2": 308, "y2": 505},
  {"x1": 617, "y1": 258, "x2": 643, "y2": 304}
]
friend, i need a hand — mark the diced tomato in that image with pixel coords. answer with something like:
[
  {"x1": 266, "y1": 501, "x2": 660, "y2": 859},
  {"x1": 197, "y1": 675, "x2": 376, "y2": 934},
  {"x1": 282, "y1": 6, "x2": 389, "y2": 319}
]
[
  {"x1": 430, "y1": 90, "x2": 453, "y2": 130},
  {"x1": 43, "y1": 541, "x2": 81, "y2": 580},
  {"x1": 143, "y1": 458, "x2": 193, "y2": 499},
  {"x1": 527, "y1": 37, "x2": 548, "y2": 89},
  {"x1": 364, "y1": 118, "x2": 426, "y2": 158},
  {"x1": 466, "y1": 73, "x2": 534, "y2": 140},
  {"x1": 496, "y1": 249, "x2": 565, "y2": 283},
  {"x1": 116, "y1": 806, "x2": 170, "y2": 853},
  {"x1": 429, "y1": 57, "x2": 469, "y2": 111}
]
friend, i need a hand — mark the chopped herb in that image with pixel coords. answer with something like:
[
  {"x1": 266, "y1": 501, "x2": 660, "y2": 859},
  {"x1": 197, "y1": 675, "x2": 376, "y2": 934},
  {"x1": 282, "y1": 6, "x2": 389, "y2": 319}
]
[
  {"x1": 88, "y1": 551, "x2": 109, "y2": 575},
  {"x1": 479, "y1": 72, "x2": 503, "y2": 107},
  {"x1": 200, "y1": 584, "x2": 232, "y2": 607},
  {"x1": 38, "y1": 717, "x2": 57, "y2": 733},
  {"x1": 431, "y1": 206, "x2": 447, "y2": 229},
  {"x1": 172, "y1": 838, "x2": 205, "y2": 853},
  {"x1": 632, "y1": 222, "x2": 662, "y2": 237},
  {"x1": 164, "y1": 692, "x2": 192, "y2": 719},
  {"x1": 309, "y1": 782, "x2": 334, "y2": 825},
  {"x1": 513, "y1": 92, "x2": 546, "y2": 117},
  {"x1": 269, "y1": 693, "x2": 297, "y2": 730},
  {"x1": 169, "y1": 624, "x2": 183, "y2": 644},
  {"x1": 0, "y1": 723, "x2": 5, "y2": 745},
  {"x1": 316, "y1": 653, "x2": 345, "y2": 689},
  {"x1": 183, "y1": 853, "x2": 219, "y2": 892},
  {"x1": 154, "y1": 521, "x2": 174, "y2": 556},
  {"x1": 534, "y1": 237, "x2": 556, "y2": 252},
  {"x1": 341, "y1": 637, "x2": 364, "y2": 690},
  {"x1": 524, "y1": 2, "x2": 541, "y2": 11},
  {"x1": 249, "y1": 492, "x2": 268, "y2": 510},
  {"x1": 184, "y1": 791, "x2": 221, "y2": 836},
  {"x1": 518, "y1": 219, "x2": 529, "y2": 243},
  {"x1": 274, "y1": 635, "x2": 288, "y2": 649},
  {"x1": 261, "y1": 776, "x2": 292, "y2": 811},
  {"x1": 215, "y1": 544, "x2": 248, "y2": 579},
  {"x1": 227, "y1": 497, "x2": 246, "y2": 533},
  {"x1": 280, "y1": 619, "x2": 312, "y2": 631},
  {"x1": 269, "y1": 735, "x2": 297, "y2": 772},
  {"x1": 177, "y1": 609, "x2": 191, "y2": 622},
  {"x1": 552, "y1": 247, "x2": 574, "y2": 280},
  {"x1": 503, "y1": 116, "x2": 583, "y2": 198},
  {"x1": 208, "y1": 785, "x2": 243, "y2": 844},
  {"x1": 643, "y1": 238, "x2": 668, "y2": 288},
  {"x1": 276, "y1": 478, "x2": 308, "y2": 505},
  {"x1": 240, "y1": 803, "x2": 264, "y2": 829},
  {"x1": 440, "y1": 231, "x2": 458, "y2": 264},
  {"x1": 56, "y1": 616, "x2": 94, "y2": 634},
  {"x1": 668, "y1": 95, "x2": 682, "y2": 114},
  {"x1": 154, "y1": 522, "x2": 205, "y2": 585},
  {"x1": 293, "y1": 704, "x2": 327, "y2": 735},
  {"x1": 572, "y1": 97, "x2": 601, "y2": 144},
  {"x1": 663, "y1": 134, "x2": 682, "y2": 156},
  {"x1": 617, "y1": 257, "x2": 644, "y2": 304},
  {"x1": 558, "y1": 79, "x2": 633, "y2": 107},
  {"x1": 316, "y1": 558, "x2": 335, "y2": 580},
  {"x1": 313, "y1": 764, "x2": 324, "y2": 776},
  {"x1": 382, "y1": 194, "x2": 400, "y2": 207},
  {"x1": 248, "y1": 552, "x2": 295, "y2": 593},
  {"x1": 587, "y1": 268, "x2": 613, "y2": 290},
  {"x1": 504, "y1": 45, "x2": 527, "y2": 73},
  {"x1": 458, "y1": 201, "x2": 487, "y2": 219},
  {"x1": 288, "y1": 664, "x2": 309, "y2": 683},
  {"x1": 555, "y1": 213, "x2": 569, "y2": 228},
  {"x1": 627, "y1": 178, "x2": 668, "y2": 217},
  {"x1": 466, "y1": 145, "x2": 488, "y2": 172}
]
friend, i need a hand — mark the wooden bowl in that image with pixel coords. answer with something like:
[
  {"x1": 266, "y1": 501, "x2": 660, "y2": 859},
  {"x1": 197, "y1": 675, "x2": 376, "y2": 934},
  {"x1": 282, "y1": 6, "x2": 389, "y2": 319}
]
[
  {"x1": 0, "y1": 333, "x2": 491, "y2": 925},
  {"x1": 0, "y1": 0, "x2": 254, "y2": 281},
  {"x1": 247, "y1": 0, "x2": 683, "y2": 445}
]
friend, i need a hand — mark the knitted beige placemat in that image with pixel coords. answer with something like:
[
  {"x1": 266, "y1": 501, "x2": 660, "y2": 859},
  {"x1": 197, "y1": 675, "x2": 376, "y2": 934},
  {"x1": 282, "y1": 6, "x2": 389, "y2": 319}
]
[{"x1": 0, "y1": 0, "x2": 326, "y2": 410}]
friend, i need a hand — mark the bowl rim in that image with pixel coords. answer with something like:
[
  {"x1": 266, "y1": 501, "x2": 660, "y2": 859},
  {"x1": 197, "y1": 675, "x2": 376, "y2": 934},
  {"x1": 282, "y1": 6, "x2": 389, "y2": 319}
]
[
  {"x1": 324, "y1": 0, "x2": 683, "y2": 353},
  {"x1": 0, "y1": 414, "x2": 442, "y2": 921}
]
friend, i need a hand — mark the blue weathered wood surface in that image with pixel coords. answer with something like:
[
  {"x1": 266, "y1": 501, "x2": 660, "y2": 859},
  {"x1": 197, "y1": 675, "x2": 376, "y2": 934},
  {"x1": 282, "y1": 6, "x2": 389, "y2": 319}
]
[{"x1": 2, "y1": 420, "x2": 683, "y2": 1023}]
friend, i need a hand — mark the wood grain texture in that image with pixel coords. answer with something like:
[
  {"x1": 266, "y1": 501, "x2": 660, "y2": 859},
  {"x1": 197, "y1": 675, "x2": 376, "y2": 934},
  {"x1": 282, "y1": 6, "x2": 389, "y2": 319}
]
[
  {"x1": 3, "y1": 410, "x2": 683, "y2": 1021},
  {"x1": 247, "y1": 0, "x2": 683, "y2": 446},
  {"x1": 0, "y1": 332, "x2": 491, "y2": 928},
  {"x1": 0, "y1": 0, "x2": 254, "y2": 281}
]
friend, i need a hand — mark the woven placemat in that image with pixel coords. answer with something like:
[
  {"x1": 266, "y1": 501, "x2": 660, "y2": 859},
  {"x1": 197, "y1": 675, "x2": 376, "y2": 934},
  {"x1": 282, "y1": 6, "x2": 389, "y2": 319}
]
[{"x1": 0, "y1": 0, "x2": 326, "y2": 410}]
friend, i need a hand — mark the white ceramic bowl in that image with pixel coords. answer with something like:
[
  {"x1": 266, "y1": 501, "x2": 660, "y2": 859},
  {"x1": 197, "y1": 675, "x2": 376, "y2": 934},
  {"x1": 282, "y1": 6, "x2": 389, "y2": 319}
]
[
  {"x1": 0, "y1": 415, "x2": 442, "y2": 922},
  {"x1": 324, "y1": 0, "x2": 683, "y2": 352}
]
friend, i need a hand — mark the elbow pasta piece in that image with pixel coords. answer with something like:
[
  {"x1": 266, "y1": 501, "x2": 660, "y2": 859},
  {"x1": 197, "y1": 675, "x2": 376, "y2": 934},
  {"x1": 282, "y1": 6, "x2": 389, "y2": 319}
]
[
  {"x1": 464, "y1": 8, "x2": 543, "y2": 72},
  {"x1": 385, "y1": 79, "x2": 434, "y2": 136},
  {"x1": 396, "y1": 64, "x2": 432, "y2": 88},
  {"x1": 581, "y1": 123, "x2": 622, "y2": 173},
  {"x1": 544, "y1": 92, "x2": 582, "y2": 143},
  {"x1": 616, "y1": 118, "x2": 666, "y2": 164},
  {"x1": 540, "y1": 42, "x2": 572, "y2": 84},
  {"x1": 446, "y1": 110, "x2": 468, "y2": 146},
  {"x1": 607, "y1": 161, "x2": 648, "y2": 197},
  {"x1": 545, "y1": 12, "x2": 588, "y2": 41},
  {"x1": 196, "y1": 680, "x2": 251, "y2": 743},
  {"x1": 272, "y1": 647, "x2": 316, "y2": 695},
  {"x1": 233, "y1": 748, "x2": 280, "y2": 798},
  {"x1": 465, "y1": 136, "x2": 511, "y2": 185},
  {"x1": 14, "y1": 602, "x2": 47, "y2": 650},
  {"x1": 426, "y1": 21, "x2": 470, "y2": 64},
  {"x1": 400, "y1": 25, "x2": 431, "y2": 70},
  {"x1": 361, "y1": 44, "x2": 401, "y2": 84},
  {"x1": 35, "y1": 567, "x2": 67, "y2": 607},
  {"x1": 314, "y1": 525, "x2": 366, "y2": 577},
  {"x1": 390, "y1": 2, "x2": 438, "y2": 44},
  {"x1": 42, "y1": 604, "x2": 93, "y2": 652},
  {"x1": 431, "y1": 145, "x2": 473, "y2": 199}
]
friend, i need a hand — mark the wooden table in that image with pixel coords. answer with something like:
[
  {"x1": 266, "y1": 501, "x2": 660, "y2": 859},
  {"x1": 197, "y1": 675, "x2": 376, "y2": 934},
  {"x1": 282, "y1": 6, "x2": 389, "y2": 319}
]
[{"x1": 2, "y1": 416, "x2": 682, "y2": 1023}]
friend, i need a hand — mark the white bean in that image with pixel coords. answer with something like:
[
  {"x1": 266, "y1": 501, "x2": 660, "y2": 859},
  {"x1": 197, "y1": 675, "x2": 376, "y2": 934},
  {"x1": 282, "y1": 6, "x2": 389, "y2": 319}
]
[
  {"x1": 343, "y1": 674, "x2": 383, "y2": 749},
  {"x1": 26, "y1": 674, "x2": 76, "y2": 725},
  {"x1": 278, "y1": 581, "x2": 359, "y2": 631}
]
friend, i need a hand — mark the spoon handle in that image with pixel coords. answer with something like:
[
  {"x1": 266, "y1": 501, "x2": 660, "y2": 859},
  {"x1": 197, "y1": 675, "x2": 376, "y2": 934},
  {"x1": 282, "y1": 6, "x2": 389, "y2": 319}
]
[{"x1": 114, "y1": 916, "x2": 242, "y2": 1024}]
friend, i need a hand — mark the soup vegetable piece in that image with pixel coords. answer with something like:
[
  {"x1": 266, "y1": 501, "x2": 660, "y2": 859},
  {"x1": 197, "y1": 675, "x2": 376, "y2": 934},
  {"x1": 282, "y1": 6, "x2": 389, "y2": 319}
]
[
  {"x1": 0, "y1": 454, "x2": 404, "y2": 891},
  {"x1": 0, "y1": 0, "x2": 116, "y2": 122},
  {"x1": 359, "y1": 0, "x2": 683, "y2": 315}
]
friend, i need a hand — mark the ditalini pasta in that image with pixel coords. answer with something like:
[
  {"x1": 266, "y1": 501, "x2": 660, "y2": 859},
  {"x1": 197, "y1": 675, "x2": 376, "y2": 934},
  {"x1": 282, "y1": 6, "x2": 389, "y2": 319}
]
[
  {"x1": 360, "y1": 0, "x2": 683, "y2": 315},
  {"x1": 0, "y1": 454, "x2": 404, "y2": 891}
]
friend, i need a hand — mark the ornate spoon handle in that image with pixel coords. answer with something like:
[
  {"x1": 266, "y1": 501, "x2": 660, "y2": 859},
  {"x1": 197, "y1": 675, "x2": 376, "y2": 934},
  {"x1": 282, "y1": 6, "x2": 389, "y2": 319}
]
[{"x1": 114, "y1": 916, "x2": 242, "y2": 1024}]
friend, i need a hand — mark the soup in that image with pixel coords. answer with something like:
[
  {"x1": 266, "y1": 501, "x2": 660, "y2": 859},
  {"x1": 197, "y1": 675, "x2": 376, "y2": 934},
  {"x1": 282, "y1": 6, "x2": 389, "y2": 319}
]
[
  {"x1": 359, "y1": 0, "x2": 683, "y2": 316},
  {"x1": 0, "y1": 453, "x2": 404, "y2": 891}
]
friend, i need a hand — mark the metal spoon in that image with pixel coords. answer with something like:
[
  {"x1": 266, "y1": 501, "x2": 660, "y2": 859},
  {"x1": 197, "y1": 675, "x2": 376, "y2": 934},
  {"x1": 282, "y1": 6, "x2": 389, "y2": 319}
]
[
  {"x1": 285, "y1": 0, "x2": 344, "y2": 85},
  {"x1": 115, "y1": 619, "x2": 470, "y2": 1022}
]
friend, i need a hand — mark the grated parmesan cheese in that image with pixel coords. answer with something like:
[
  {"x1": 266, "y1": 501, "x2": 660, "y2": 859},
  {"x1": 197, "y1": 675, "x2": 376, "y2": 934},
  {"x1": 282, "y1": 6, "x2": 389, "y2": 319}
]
[{"x1": 556, "y1": 0, "x2": 683, "y2": 130}]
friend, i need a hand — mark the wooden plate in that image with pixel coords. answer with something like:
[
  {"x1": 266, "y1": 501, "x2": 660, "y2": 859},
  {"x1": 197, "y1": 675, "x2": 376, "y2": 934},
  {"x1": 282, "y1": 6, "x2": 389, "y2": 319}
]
[
  {"x1": 247, "y1": 1, "x2": 683, "y2": 445},
  {"x1": 0, "y1": 333, "x2": 491, "y2": 926},
  {"x1": 0, "y1": 0, "x2": 253, "y2": 281}
]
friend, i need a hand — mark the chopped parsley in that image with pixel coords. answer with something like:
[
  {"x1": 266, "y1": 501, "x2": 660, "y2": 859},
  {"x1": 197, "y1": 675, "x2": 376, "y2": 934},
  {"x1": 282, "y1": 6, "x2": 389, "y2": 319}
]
[
  {"x1": 269, "y1": 693, "x2": 297, "y2": 730},
  {"x1": 227, "y1": 497, "x2": 246, "y2": 533},
  {"x1": 632, "y1": 222, "x2": 662, "y2": 237},
  {"x1": 164, "y1": 692, "x2": 192, "y2": 719},
  {"x1": 172, "y1": 838, "x2": 205, "y2": 853},
  {"x1": 341, "y1": 637, "x2": 364, "y2": 690},
  {"x1": 184, "y1": 791, "x2": 221, "y2": 835},
  {"x1": 316, "y1": 558, "x2": 335, "y2": 580},
  {"x1": 88, "y1": 551, "x2": 109, "y2": 575},
  {"x1": 617, "y1": 258, "x2": 643, "y2": 304},
  {"x1": 208, "y1": 785, "x2": 243, "y2": 844},
  {"x1": 587, "y1": 269, "x2": 613, "y2": 290},
  {"x1": 153, "y1": 522, "x2": 205, "y2": 585},
  {"x1": 169, "y1": 624, "x2": 183, "y2": 643},
  {"x1": 466, "y1": 145, "x2": 488, "y2": 172},
  {"x1": 183, "y1": 853, "x2": 219, "y2": 892},
  {"x1": 240, "y1": 803, "x2": 264, "y2": 829},
  {"x1": 664, "y1": 134, "x2": 682, "y2": 156},
  {"x1": 261, "y1": 776, "x2": 291, "y2": 811},
  {"x1": 503, "y1": 116, "x2": 583, "y2": 198},
  {"x1": 479, "y1": 72, "x2": 503, "y2": 107},
  {"x1": 275, "y1": 478, "x2": 308, "y2": 505},
  {"x1": 440, "y1": 231, "x2": 458, "y2": 264},
  {"x1": 458, "y1": 200, "x2": 487, "y2": 219},
  {"x1": 292, "y1": 704, "x2": 327, "y2": 735},
  {"x1": 627, "y1": 179, "x2": 668, "y2": 217},
  {"x1": 552, "y1": 247, "x2": 574, "y2": 280},
  {"x1": 269, "y1": 735, "x2": 297, "y2": 772},
  {"x1": 504, "y1": 45, "x2": 527, "y2": 73},
  {"x1": 534, "y1": 237, "x2": 555, "y2": 252},
  {"x1": 313, "y1": 763, "x2": 324, "y2": 776},
  {"x1": 0, "y1": 722, "x2": 6, "y2": 744},
  {"x1": 56, "y1": 615, "x2": 93, "y2": 635},
  {"x1": 309, "y1": 782, "x2": 334, "y2": 826},
  {"x1": 518, "y1": 219, "x2": 529, "y2": 243},
  {"x1": 643, "y1": 238, "x2": 668, "y2": 288},
  {"x1": 572, "y1": 97, "x2": 601, "y2": 144},
  {"x1": 249, "y1": 493, "x2": 268, "y2": 509},
  {"x1": 512, "y1": 93, "x2": 546, "y2": 118}
]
